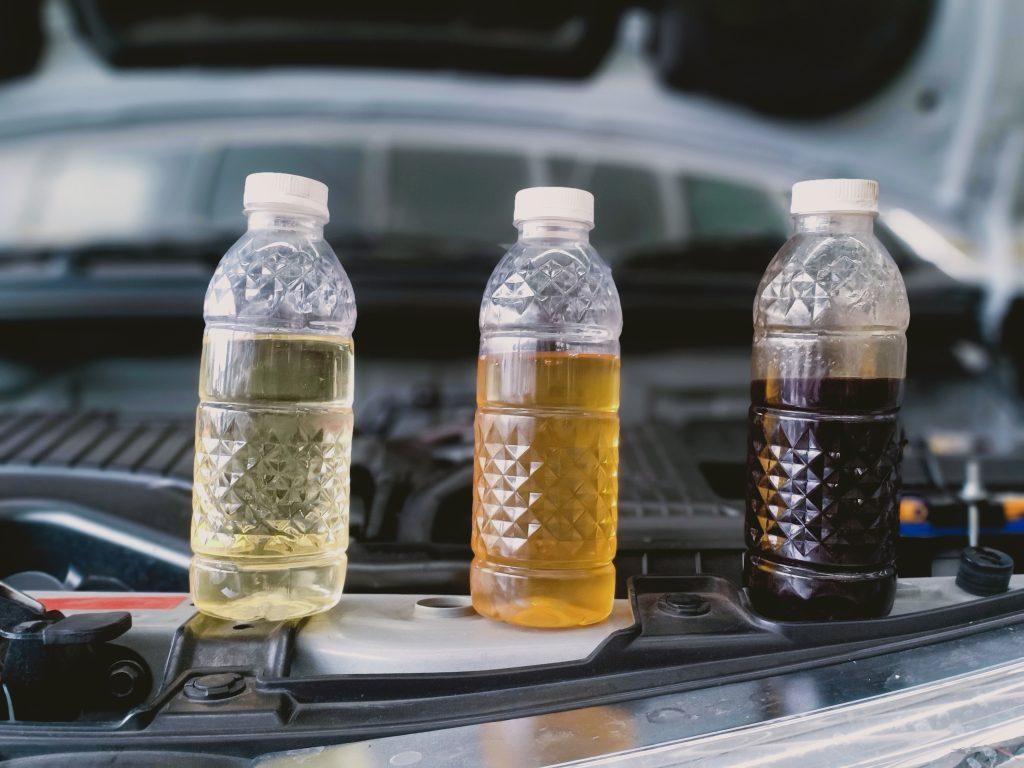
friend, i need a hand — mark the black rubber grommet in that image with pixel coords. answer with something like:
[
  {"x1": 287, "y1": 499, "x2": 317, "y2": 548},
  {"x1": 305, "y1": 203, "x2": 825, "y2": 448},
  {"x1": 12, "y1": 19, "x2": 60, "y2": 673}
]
[{"x1": 956, "y1": 546, "x2": 1014, "y2": 596}]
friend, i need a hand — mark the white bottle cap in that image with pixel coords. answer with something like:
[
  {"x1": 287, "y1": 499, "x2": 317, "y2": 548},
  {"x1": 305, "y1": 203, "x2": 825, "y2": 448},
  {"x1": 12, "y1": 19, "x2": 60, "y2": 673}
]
[
  {"x1": 790, "y1": 178, "x2": 878, "y2": 215},
  {"x1": 513, "y1": 187, "x2": 594, "y2": 227},
  {"x1": 243, "y1": 172, "x2": 330, "y2": 221}
]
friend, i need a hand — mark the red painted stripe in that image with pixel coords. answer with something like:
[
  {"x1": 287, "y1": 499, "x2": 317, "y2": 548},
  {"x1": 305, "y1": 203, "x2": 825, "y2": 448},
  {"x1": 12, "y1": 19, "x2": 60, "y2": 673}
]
[{"x1": 39, "y1": 595, "x2": 189, "y2": 610}]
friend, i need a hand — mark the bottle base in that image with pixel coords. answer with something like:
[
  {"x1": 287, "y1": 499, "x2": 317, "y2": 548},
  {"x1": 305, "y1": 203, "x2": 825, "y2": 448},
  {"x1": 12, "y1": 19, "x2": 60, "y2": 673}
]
[
  {"x1": 744, "y1": 553, "x2": 896, "y2": 620},
  {"x1": 190, "y1": 552, "x2": 346, "y2": 622},
  {"x1": 470, "y1": 559, "x2": 615, "y2": 628}
]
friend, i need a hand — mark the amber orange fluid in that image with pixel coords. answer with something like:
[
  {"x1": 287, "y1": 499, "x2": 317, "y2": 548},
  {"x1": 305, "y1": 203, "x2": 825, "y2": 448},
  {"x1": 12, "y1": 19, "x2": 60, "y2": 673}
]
[{"x1": 471, "y1": 351, "x2": 620, "y2": 627}]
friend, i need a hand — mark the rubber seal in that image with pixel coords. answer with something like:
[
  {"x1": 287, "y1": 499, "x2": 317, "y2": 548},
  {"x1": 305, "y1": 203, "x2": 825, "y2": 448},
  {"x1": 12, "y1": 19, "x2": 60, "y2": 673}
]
[{"x1": 956, "y1": 547, "x2": 1013, "y2": 597}]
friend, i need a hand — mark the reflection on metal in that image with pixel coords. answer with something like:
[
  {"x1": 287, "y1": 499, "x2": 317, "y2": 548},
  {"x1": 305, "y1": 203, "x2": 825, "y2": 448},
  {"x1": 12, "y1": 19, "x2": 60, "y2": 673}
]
[
  {"x1": 257, "y1": 620, "x2": 1024, "y2": 767},
  {"x1": 963, "y1": 458, "x2": 984, "y2": 549}
]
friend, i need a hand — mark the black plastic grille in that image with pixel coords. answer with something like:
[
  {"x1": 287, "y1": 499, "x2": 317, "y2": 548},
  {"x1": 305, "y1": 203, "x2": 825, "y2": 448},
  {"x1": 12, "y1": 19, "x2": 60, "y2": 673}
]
[{"x1": 0, "y1": 412, "x2": 194, "y2": 478}]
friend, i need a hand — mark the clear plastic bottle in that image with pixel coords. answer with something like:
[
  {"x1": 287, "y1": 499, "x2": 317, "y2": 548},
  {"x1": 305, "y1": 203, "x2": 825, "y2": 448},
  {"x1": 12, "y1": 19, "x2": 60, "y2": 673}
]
[
  {"x1": 745, "y1": 179, "x2": 909, "y2": 620},
  {"x1": 190, "y1": 172, "x2": 356, "y2": 622},
  {"x1": 472, "y1": 187, "x2": 622, "y2": 628}
]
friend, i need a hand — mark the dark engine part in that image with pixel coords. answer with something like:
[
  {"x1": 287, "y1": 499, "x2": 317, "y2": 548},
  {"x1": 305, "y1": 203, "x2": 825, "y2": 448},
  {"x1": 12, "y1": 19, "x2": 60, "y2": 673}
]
[{"x1": 0, "y1": 581, "x2": 151, "y2": 721}]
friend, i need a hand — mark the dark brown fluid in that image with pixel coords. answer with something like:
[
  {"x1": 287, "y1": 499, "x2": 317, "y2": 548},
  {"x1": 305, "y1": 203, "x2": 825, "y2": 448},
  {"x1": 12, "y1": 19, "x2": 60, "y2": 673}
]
[
  {"x1": 750, "y1": 377, "x2": 903, "y2": 412},
  {"x1": 745, "y1": 377, "x2": 904, "y2": 620}
]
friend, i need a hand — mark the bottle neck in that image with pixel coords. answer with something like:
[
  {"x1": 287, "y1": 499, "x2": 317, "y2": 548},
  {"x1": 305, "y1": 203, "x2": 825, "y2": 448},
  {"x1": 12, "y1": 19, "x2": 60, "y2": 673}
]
[
  {"x1": 792, "y1": 211, "x2": 875, "y2": 235},
  {"x1": 246, "y1": 209, "x2": 326, "y2": 236},
  {"x1": 518, "y1": 218, "x2": 591, "y2": 242}
]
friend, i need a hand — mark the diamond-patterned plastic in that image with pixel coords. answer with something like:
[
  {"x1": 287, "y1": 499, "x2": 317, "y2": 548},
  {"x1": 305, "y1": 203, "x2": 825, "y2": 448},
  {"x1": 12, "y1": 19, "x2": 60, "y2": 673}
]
[
  {"x1": 755, "y1": 232, "x2": 909, "y2": 330},
  {"x1": 192, "y1": 217, "x2": 355, "y2": 578},
  {"x1": 473, "y1": 228, "x2": 621, "y2": 625},
  {"x1": 192, "y1": 405, "x2": 352, "y2": 557},
  {"x1": 472, "y1": 409, "x2": 618, "y2": 565},
  {"x1": 480, "y1": 241, "x2": 622, "y2": 337},
  {"x1": 204, "y1": 231, "x2": 356, "y2": 334},
  {"x1": 746, "y1": 407, "x2": 902, "y2": 568}
]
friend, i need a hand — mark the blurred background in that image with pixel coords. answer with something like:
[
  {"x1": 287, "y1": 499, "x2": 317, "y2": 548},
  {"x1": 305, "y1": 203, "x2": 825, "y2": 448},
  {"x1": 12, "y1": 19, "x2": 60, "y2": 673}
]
[{"x1": 0, "y1": 0, "x2": 1022, "y2": 595}]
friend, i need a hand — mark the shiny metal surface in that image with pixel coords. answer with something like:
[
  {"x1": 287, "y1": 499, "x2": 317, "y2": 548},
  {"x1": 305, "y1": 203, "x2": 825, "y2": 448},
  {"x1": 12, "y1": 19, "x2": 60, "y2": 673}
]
[
  {"x1": 257, "y1": 613, "x2": 1024, "y2": 767},
  {"x1": 890, "y1": 574, "x2": 1024, "y2": 613},
  {"x1": 962, "y1": 459, "x2": 984, "y2": 549}
]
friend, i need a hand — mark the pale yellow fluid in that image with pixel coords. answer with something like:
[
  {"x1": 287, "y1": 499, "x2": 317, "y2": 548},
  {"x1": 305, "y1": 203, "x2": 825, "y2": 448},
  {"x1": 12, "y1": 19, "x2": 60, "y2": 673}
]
[
  {"x1": 471, "y1": 351, "x2": 620, "y2": 627},
  {"x1": 190, "y1": 328, "x2": 353, "y2": 621}
]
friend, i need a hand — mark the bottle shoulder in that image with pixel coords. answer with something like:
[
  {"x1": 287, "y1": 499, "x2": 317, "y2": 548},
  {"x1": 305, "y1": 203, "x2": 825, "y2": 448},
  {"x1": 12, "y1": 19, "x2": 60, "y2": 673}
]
[
  {"x1": 204, "y1": 229, "x2": 357, "y2": 334},
  {"x1": 754, "y1": 231, "x2": 909, "y2": 331},
  {"x1": 479, "y1": 239, "x2": 622, "y2": 339}
]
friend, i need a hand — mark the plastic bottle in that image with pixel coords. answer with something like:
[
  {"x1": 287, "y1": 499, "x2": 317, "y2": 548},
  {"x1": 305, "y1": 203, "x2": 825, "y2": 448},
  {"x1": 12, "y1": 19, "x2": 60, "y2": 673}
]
[
  {"x1": 190, "y1": 172, "x2": 356, "y2": 621},
  {"x1": 472, "y1": 187, "x2": 622, "y2": 627},
  {"x1": 745, "y1": 179, "x2": 909, "y2": 620}
]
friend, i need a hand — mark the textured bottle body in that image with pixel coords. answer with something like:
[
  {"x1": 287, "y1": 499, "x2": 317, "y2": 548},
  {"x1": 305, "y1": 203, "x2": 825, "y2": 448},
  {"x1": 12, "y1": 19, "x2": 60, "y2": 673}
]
[
  {"x1": 471, "y1": 348, "x2": 620, "y2": 627},
  {"x1": 191, "y1": 328, "x2": 354, "y2": 621},
  {"x1": 745, "y1": 375, "x2": 903, "y2": 619}
]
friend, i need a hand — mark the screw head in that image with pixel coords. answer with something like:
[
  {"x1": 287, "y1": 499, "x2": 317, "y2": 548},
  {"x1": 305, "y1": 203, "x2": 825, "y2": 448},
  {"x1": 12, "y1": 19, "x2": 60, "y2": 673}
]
[
  {"x1": 657, "y1": 592, "x2": 711, "y2": 617},
  {"x1": 107, "y1": 660, "x2": 144, "y2": 699},
  {"x1": 184, "y1": 672, "x2": 245, "y2": 701}
]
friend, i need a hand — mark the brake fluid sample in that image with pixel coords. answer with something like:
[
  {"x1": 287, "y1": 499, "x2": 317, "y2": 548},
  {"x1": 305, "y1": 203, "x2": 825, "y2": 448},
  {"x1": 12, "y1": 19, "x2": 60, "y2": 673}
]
[
  {"x1": 745, "y1": 179, "x2": 909, "y2": 620},
  {"x1": 472, "y1": 187, "x2": 622, "y2": 628},
  {"x1": 190, "y1": 172, "x2": 356, "y2": 622}
]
